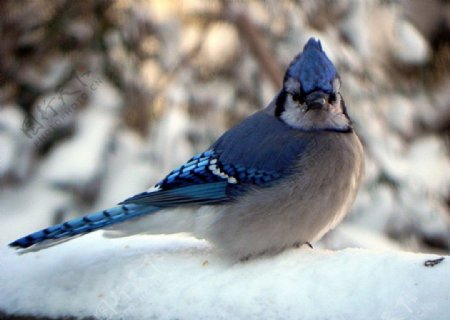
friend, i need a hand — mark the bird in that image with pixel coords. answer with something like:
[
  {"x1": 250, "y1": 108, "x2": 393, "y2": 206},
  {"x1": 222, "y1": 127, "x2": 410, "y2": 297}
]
[{"x1": 9, "y1": 38, "x2": 364, "y2": 260}]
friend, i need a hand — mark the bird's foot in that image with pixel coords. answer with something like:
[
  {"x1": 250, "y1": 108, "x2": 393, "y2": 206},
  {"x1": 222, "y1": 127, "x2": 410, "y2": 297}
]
[
  {"x1": 240, "y1": 255, "x2": 251, "y2": 262},
  {"x1": 292, "y1": 241, "x2": 313, "y2": 249}
]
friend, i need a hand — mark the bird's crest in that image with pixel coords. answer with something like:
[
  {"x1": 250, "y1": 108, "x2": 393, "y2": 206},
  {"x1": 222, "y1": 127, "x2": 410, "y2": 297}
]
[{"x1": 285, "y1": 38, "x2": 337, "y2": 94}]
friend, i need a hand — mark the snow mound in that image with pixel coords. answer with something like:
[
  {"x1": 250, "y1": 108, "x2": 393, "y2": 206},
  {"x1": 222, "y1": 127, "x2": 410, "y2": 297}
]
[{"x1": 0, "y1": 233, "x2": 448, "y2": 320}]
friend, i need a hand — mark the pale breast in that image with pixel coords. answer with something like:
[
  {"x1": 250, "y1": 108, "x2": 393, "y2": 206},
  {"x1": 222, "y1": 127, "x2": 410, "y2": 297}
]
[
  {"x1": 204, "y1": 130, "x2": 364, "y2": 259},
  {"x1": 293, "y1": 131, "x2": 364, "y2": 238}
]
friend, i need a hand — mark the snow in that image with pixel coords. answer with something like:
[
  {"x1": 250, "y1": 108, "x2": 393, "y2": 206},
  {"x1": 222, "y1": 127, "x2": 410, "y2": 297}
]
[
  {"x1": 0, "y1": 232, "x2": 448, "y2": 320},
  {"x1": 0, "y1": 176, "x2": 73, "y2": 245},
  {"x1": 39, "y1": 104, "x2": 117, "y2": 189},
  {"x1": 93, "y1": 130, "x2": 157, "y2": 209},
  {"x1": 0, "y1": 106, "x2": 34, "y2": 181},
  {"x1": 0, "y1": 132, "x2": 15, "y2": 177},
  {"x1": 321, "y1": 223, "x2": 404, "y2": 251},
  {"x1": 149, "y1": 102, "x2": 194, "y2": 172},
  {"x1": 393, "y1": 20, "x2": 429, "y2": 64}
]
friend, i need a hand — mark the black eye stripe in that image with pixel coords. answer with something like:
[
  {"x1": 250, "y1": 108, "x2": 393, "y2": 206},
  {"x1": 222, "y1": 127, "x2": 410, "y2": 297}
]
[
  {"x1": 291, "y1": 93, "x2": 305, "y2": 104},
  {"x1": 275, "y1": 91, "x2": 287, "y2": 117}
]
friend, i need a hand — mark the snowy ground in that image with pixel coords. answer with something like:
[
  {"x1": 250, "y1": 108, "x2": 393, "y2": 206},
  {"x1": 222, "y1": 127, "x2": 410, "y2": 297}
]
[{"x1": 0, "y1": 233, "x2": 448, "y2": 320}]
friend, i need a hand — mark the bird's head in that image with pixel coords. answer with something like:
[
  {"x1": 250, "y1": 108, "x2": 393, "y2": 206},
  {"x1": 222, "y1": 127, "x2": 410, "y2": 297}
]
[{"x1": 275, "y1": 38, "x2": 351, "y2": 132}]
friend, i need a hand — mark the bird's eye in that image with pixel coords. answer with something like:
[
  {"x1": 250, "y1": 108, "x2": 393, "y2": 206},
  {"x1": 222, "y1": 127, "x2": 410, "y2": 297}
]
[
  {"x1": 328, "y1": 92, "x2": 338, "y2": 104},
  {"x1": 292, "y1": 93, "x2": 305, "y2": 104}
]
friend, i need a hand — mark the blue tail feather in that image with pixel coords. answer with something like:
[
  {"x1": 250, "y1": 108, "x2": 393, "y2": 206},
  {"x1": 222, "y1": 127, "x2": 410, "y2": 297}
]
[{"x1": 9, "y1": 204, "x2": 160, "y2": 249}]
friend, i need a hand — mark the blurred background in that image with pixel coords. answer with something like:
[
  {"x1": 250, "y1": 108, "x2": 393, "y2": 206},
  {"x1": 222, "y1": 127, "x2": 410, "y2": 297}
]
[{"x1": 0, "y1": 0, "x2": 449, "y2": 254}]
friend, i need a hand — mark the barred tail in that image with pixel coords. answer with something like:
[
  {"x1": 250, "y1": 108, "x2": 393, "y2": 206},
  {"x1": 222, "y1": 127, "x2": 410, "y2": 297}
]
[{"x1": 9, "y1": 204, "x2": 160, "y2": 250}]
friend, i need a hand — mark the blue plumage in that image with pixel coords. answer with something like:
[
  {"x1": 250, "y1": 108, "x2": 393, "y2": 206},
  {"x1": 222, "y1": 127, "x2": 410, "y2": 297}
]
[
  {"x1": 212, "y1": 111, "x2": 313, "y2": 172},
  {"x1": 287, "y1": 38, "x2": 336, "y2": 94}
]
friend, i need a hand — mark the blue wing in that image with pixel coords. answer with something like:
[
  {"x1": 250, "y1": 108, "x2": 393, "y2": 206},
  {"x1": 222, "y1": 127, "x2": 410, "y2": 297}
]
[
  {"x1": 122, "y1": 110, "x2": 313, "y2": 207},
  {"x1": 120, "y1": 149, "x2": 282, "y2": 207}
]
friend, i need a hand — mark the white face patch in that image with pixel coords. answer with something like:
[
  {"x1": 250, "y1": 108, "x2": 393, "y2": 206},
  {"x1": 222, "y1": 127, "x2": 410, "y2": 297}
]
[
  {"x1": 284, "y1": 78, "x2": 301, "y2": 94},
  {"x1": 280, "y1": 77, "x2": 350, "y2": 131},
  {"x1": 280, "y1": 95, "x2": 308, "y2": 129}
]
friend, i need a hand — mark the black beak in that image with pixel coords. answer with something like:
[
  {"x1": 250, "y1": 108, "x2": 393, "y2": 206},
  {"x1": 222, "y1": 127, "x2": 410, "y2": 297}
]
[{"x1": 305, "y1": 92, "x2": 328, "y2": 111}]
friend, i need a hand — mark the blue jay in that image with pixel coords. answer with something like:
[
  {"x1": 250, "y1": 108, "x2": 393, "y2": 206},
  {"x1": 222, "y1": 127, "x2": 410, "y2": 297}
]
[{"x1": 9, "y1": 38, "x2": 364, "y2": 259}]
